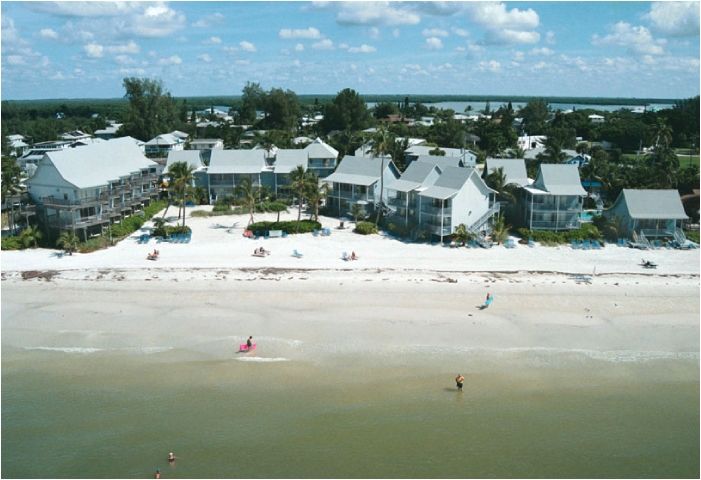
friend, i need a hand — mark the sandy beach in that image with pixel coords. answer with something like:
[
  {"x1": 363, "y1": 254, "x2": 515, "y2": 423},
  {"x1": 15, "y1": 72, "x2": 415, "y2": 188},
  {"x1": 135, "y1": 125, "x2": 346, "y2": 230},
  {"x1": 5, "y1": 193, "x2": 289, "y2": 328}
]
[{"x1": 2, "y1": 206, "x2": 699, "y2": 478}]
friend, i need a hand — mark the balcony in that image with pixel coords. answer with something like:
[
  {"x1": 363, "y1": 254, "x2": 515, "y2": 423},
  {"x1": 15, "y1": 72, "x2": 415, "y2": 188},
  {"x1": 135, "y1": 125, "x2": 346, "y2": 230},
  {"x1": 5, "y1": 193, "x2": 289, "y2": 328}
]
[
  {"x1": 419, "y1": 205, "x2": 452, "y2": 216},
  {"x1": 40, "y1": 193, "x2": 110, "y2": 208},
  {"x1": 331, "y1": 190, "x2": 374, "y2": 202}
]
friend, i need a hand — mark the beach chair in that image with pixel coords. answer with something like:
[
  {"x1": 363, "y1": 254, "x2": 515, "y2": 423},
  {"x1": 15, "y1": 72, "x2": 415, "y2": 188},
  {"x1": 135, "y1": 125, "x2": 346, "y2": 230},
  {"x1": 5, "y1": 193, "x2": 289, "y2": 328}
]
[
  {"x1": 571, "y1": 239, "x2": 579, "y2": 249},
  {"x1": 582, "y1": 239, "x2": 591, "y2": 250},
  {"x1": 312, "y1": 229, "x2": 320, "y2": 237},
  {"x1": 341, "y1": 251, "x2": 349, "y2": 261},
  {"x1": 282, "y1": 231, "x2": 288, "y2": 238},
  {"x1": 292, "y1": 249, "x2": 303, "y2": 258}
]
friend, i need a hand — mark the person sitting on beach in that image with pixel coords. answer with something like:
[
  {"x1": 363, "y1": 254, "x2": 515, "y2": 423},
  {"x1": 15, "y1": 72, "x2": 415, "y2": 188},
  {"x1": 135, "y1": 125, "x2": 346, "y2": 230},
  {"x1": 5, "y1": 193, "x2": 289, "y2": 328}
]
[
  {"x1": 455, "y1": 374, "x2": 465, "y2": 391},
  {"x1": 350, "y1": 251, "x2": 358, "y2": 261},
  {"x1": 247, "y1": 336, "x2": 253, "y2": 348}
]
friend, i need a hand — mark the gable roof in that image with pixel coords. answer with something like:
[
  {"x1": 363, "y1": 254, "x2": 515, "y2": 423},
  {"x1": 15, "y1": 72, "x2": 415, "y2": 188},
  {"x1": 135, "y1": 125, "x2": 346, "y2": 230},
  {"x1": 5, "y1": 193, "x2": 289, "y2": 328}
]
[
  {"x1": 274, "y1": 149, "x2": 307, "y2": 174},
  {"x1": 145, "y1": 133, "x2": 181, "y2": 146},
  {"x1": 208, "y1": 149, "x2": 266, "y2": 174},
  {"x1": 41, "y1": 137, "x2": 157, "y2": 189},
  {"x1": 532, "y1": 164, "x2": 586, "y2": 196},
  {"x1": 614, "y1": 189, "x2": 688, "y2": 220},
  {"x1": 414, "y1": 155, "x2": 464, "y2": 169},
  {"x1": 166, "y1": 150, "x2": 204, "y2": 171},
  {"x1": 324, "y1": 155, "x2": 393, "y2": 186},
  {"x1": 388, "y1": 161, "x2": 440, "y2": 193},
  {"x1": 304, "y1": 137, "x2": 339, "y2": 159},
  {"x1": 406, "y1": 145, "x2": 464, "y2": 158},
  {"x1": 420, "y1": 166, "x2": 476, "y2": 200},
  {"x1": 485, "y1": 158, "x2": 530, "y2": 187}
]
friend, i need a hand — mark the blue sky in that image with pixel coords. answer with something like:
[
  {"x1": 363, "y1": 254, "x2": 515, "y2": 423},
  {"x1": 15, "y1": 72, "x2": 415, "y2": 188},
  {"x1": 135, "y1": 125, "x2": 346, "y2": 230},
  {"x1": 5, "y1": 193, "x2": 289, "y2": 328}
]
[{"x1": 2, "y1": 1, "x2": 699, "y2": 100}]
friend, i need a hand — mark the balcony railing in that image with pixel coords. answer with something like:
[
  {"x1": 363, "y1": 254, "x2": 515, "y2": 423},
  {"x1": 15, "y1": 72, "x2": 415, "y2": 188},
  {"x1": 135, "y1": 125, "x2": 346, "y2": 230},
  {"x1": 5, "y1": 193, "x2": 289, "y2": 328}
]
[
  {"x1": 419, "y1": 205, "x2": 452, "y2": 216},
  {"x1": 330, "y1": 190, "x2": 374, "y2": 201}
]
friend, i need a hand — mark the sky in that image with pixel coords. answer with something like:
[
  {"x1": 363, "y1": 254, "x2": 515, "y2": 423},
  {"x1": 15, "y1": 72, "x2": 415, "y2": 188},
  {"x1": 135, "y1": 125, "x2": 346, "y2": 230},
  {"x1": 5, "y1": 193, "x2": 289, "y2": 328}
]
[{"x1": 1, "y1": 1, "x2": 699, "y2": 100}]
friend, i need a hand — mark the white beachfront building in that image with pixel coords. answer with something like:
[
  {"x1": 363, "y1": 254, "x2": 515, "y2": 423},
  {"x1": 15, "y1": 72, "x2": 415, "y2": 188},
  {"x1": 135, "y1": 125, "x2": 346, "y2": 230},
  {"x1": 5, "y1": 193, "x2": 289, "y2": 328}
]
[
  {"x1": 207, "y1": 149, "x2": 267, "y2": 202},
  {"x1": 521, "y1": 164, "x2": 586, "y2": 231},
  {"x1": 416, "y1": 166, "x2": 498, "y2": 241},
  {"x1": 484, "y1": 158, "x2": 531, "y2": 187},
  {"x1": 324, "y1": 155, "x2": 400, "y2": 218},
  {"x1": 385, "y1": 161, "x2": 442, "y2": 227},
  {"x1": 273, "y1": 149, "x2": 307, "y2": 196},
  {"x1": 144, "y1": 133, "x2": 185, "y2": 157},
  {"x1": 26, "y1": 137, "x2": 162, "y2": 239},
  {"x1": 604, "y1": 189, "x2": 688, "y2": 240},
  {"x1": 303, "y1": 138, "x2": 339, "y2": 178}
]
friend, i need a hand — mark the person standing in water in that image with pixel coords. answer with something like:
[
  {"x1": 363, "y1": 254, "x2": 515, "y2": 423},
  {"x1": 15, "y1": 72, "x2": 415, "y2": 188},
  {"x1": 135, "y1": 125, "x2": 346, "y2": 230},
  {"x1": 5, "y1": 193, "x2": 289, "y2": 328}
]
[
  {"x1": 168, "y1": 452, "x2": 176, "y2": 463},
  {"x1": 455, "y1": 374, "x2": 465, "y2": 391}
]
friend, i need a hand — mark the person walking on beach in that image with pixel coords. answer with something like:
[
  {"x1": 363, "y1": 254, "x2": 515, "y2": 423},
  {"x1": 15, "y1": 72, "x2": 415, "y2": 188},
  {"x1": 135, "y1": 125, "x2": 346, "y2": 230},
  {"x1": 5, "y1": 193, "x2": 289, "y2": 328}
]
[{"x1": 455, "y1": 374, "x2": 465, "y2": 391}]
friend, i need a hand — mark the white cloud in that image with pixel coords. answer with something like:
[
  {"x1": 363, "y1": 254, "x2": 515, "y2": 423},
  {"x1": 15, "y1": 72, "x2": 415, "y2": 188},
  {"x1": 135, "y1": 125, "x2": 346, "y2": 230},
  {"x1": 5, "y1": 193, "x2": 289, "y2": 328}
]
[
  {"x1": 425, "y1": 37, "x2": 443, "y2": 49},
  {"x1": 485, "y1": 29, "x2": 539, "y2": 45},
  {"x1": 239, "y1": 41, "x2": 256, "y2": 52},
  {"x1": 468, "y1": 2, "x2": 540, "y2": 44},
  {"x1": 50, "y1": 71, "x2": 67, "y2": 80},
  {"x1": 452, "y1": 27, "x2": 469, "y2": 37},
  {"x1": 545, "y1": 31, "x2": 556, "y2": 44},
  {"x1": 192, "y1": 12, "x2": 224, "y2": 28},
  {"x1": 106, "y1": 41, "x2": 140, "y2": 54},
  {"x1": 336, "y1": 2, "x2": 420, "y2": 26},
  {"x1": 118, "y1": 67, "x2": 146, "y2": 75},
  {"x1": 292, "y1": 59, "x2": 302, "y2": 67},
  {"x1": 532, "y1": 61, "x2": 547, "y2": 70},
  {"x1": 348, "y1": 43, "x2": 376, "y2": 53},
  {"x1": 312, "y1": 38, "x2": 334, "y2": 50},
  {"x1": 592, "y1": 22, "x2": 666, "y2": 56},
  {"x1": 84, "y1": 42, "x2": 104, "y2": 58},
  {"x1": 279, "y1": 27, "x2": 322, "y2": 39},
  {"x1": 530, "y1": 47, "x2": 553, "y2": 56},
  {"x1": 455, "y1": 46, "x2": 465, "y2": 52},
  {"x1": 198, "y1": 53, "x2": 212, "y2": 63},
  {"x1": 39, "y1": 28, "x2": 59, "y2": 39},
  {"x1": 513, "y1": 51, "x2": 525, "y2": 61},
  {"x1": 401, "y1": 63, "x2": 429, "y2": 76},
  {"x1": 235, "y1": 59, "x2": 250, "y2": 65},
  {"x1": 478, "y1": 60, "x2": 501, "y2": 72},
  {"x1": 369, "y1": 27, "x2": 380, "y2": 39},
  {"x1": 130, "y1": 3, "x2": 187, "y2": 38},
  {"x1": 339, "y1": 43, "x2": 349, "y2": 49},
  {"x1": 32, "y1": 2, "x2": 144, "y2": 17},
  {"x1": 158, "y1": 55, "x2": 182, "y2": 65},
  {"x1": 114, "y1": 54, "x2": 134, "y2": 65},
  {"x1": 295, "y1": 43, "x2": 305, "y2": 52},
  {"x1": 205, "y1": 36, "x2": 222, "y2": 44},
  {"x1": 645, "y1": 2, "x2": 699, "y2": 36},
  {"x1": 6, "y1": 55, "x2": 25, "y2": 65},
  {"x1": 422, "y1": 28, "x2": 448, "y2": 37}
]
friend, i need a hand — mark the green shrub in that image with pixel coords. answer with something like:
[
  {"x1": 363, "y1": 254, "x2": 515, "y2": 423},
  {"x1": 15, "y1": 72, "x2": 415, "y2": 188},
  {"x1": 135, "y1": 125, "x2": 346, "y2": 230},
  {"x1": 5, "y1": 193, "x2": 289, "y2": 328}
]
[
  {"x1": 190, "y1": 210, "x2": 210, "y2": 218},
  {"x1": 212, "y1": 202, "x2": 232, "y2": 213},
  {"x1": 1, "y1": 236, "x2": 23, "y2": 250},
  {"x1": 516, "y1": 224, "x2": 602, "y2": 245},
  {"x1": 354, "y1": 221, "x2": 378, "y2": 235},
  {"x1": 685, "y1": 229, "x2": 700, "y2": 243},
  {"x1": 78, "y1": 236, "x2": 111, "y2": 253},
  {"x1": 384, "y1": 221, "x2": 410, "y2": 237},
  {"x1": 247, "y1": 220, "x2": 321, "y2": 234}
]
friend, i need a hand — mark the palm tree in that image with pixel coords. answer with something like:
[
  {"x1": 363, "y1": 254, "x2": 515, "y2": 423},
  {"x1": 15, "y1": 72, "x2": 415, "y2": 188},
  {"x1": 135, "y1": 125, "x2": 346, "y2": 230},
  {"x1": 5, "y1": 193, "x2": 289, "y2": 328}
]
[
  {"x1": 1, "y1": 156, "x2": 25, "y2": 234},
  {"x1": 235, "y1": 178, "x2": 258, "y2": 227},
  {"x1": 490, "y1": 215, "x2": 510, "y2": 245},
  {"x1": 453, "y1": 223, "x2": 470, "y2": 246},
  {"x1": 653, "y1": 119, "x2": 673, "y2": 149},
  {"x1": 167, "y1": 161, "x2": 196, "y2": 228},
  {"x1": 289, "y1": 165, "x2": 312, "y2": 232},
  {"x1": 370, "y1": 125, "x2": 393, "y2": 225},
  {"x1": 351, "y1": 203, "x2": 365, "y2": 223},
  {"x1": 56, "y1": 231, "x2": 80, "y2": 255},
  {"x1": 485, "y1": 167, "x2": 516, "y2": 204},
  {"x1": 305, "y1": 175, "x2": 326, "y2": 222},
  {"x1": 20, "y1": 225, "x2": 42, "y2": 248},
  {"x1": 541, "y1": 137, "x2": 567, "y2": 163}
]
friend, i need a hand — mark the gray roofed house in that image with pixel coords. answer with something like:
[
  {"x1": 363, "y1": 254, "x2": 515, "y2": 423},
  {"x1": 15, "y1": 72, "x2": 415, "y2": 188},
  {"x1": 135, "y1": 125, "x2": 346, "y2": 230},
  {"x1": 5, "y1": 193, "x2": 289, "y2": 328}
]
[
  {"x1": 166, "y1": 150, "x2": 204, "y2": 171},
  {"x1": 144, "y1": 133, "x2": 185, "y2": 156},
  {"x1": 484, "y1": 158, "x2": 530, "y2": 187},
  {"x1": 522, "y1": 164, "x2": 585, "y2": 231},
  {"x1": 208, "y1": 149, "x2": 266, "y2": 174},
  {"x1": 274, "y1": 149, "x2": 307, "y2": 174},
  {"x1": 414, "y1": 155, "x2": 464, "y2": 170},
  {"x1": 304, "y1": 138, "x2": 339, "y2": 178},
  {"x1": 387, "y1": 161, "x2": 440, "y2": 193},
  {"x1": 207, "y1": 149, "x2": 267, "y2": 202},
  {"x1": 385, "y1": 162, "x2": 442, "y2": 227},
  {"x1": 324, "y1": 155, "x2": 400, "y2": 217},
  {"x1": 26, "y1": 137, "x2": 162, "y2": 237},
  {"x1": 605, "y1": 189, "x2": 688, "y2": 240},
  {"x1": 416, "y1": 166, "x2": 498, "y2": 240}
]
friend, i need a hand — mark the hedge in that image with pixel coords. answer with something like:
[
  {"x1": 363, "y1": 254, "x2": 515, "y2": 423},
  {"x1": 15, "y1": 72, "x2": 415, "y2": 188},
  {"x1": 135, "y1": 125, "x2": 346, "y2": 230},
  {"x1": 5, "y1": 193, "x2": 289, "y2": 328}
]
[
  {"x1": 517, "y1": 223, "x2": 602, "y2": 245},
  {"x1": 354, "y1": 221, "x2": 378, "y2": 235},
  {"x1": 1, "y1": 236, "x2": 23, "y2": 250},
  {"x1": 247, "y1": 220, "x2": 321, "y2": 234}
]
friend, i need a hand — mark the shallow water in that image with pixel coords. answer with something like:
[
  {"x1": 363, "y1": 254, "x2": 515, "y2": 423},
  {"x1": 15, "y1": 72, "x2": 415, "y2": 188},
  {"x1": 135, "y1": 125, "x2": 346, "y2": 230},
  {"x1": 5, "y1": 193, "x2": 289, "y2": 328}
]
[{"x1": 2, "y1": 348, "x2": 698, "y2": 478}]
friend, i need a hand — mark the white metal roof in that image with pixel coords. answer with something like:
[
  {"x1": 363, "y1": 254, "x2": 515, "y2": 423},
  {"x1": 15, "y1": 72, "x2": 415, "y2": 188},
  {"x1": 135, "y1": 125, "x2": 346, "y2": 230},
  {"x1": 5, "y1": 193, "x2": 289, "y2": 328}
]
[
  {"x1": 615, "y1": 189, "x2": 688, "y2": 219},
  {"x1": 274, "y1": 150, "x2": 307, "y2": 174},
  {"x1": 533, "y1": 164, "x2": 586, "y2": 196},
  {"x1": 208, "y1": 149, "x2": 266, "y2": 174},
  {"x1": 166, "y1": 150, "x2": 204, "y2": 171},
  {"x1": 304, "y1": 137, "x2": 339, "y2": 159},
  {"x1": 42, "y1": 137, "x2": 157, "y2": 189}
]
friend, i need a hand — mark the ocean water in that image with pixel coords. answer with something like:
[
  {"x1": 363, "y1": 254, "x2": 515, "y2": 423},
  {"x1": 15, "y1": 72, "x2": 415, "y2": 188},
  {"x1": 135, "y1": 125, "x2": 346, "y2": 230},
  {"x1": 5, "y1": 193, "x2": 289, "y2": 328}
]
[{"x1": 3, "y1": 348, "x2": 698, "y2": 479}]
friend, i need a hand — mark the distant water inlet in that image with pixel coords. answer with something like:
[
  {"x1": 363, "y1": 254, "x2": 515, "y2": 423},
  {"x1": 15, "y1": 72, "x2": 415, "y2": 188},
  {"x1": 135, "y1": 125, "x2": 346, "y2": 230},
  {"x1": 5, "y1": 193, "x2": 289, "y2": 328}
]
[{"x1": 2, "y1": 348, "x2": 698, "y2": 478}]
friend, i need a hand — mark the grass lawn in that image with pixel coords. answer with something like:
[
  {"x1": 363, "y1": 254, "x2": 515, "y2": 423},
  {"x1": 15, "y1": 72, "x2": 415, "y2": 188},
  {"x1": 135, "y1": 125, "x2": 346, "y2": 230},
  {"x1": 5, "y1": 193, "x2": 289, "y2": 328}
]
[{"x1": 620, "y1": 152, "x2": 699, "y2": 167}]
